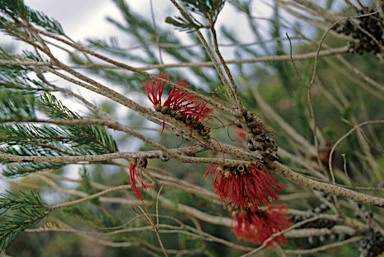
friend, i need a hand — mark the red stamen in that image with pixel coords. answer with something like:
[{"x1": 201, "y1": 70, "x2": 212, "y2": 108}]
[
  {"x1": 142, "y1": 74, "x2": 167, "y2": 107},
  {"x1": 129, "y1": 163, "x2": 150, "y2": 199},
  {"x1": 143, "y1": 74, "x2": 216, "y2": 136},
  {"x1": 205, "y1": 164, "x2": 219, "y2": 179},
  {"x1": 176, "y1": 129, "x2": 184, "y2": 148},
  {"x1": 160, "y1": 121, "x2": 165, "y2": 136},
  {"x1": 209, "y1": 136, "x2": 225, "y2": 161},
  {"x1": 231, "y1": 204, "x2": 291, "y2": 246},
  {"x1": 205, "y1": 163, "x2": 284, "y2": 209}
]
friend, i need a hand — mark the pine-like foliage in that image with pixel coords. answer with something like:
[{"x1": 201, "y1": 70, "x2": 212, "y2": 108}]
[
  {"x1": 0, "y1": 0, "x2": 64, "y2": 35},
  {"x1": 0, "y1": 93, "x2": 119, "y2": 177},
  {"x1": 38, "y1": 94, "x2": 119, "y2": 154},
  {"x1": 0, "y1": 89, "x2": 36, "y2": 119},
  {"x1": 0, "y1": 49, "x2": 50, "y2": 92},
  {"x1": 165, "y1": 0, "x2": 225, "y2": 32},
  {"x1": 0, "y1": 191, "x2": 48, "y2": 251}
]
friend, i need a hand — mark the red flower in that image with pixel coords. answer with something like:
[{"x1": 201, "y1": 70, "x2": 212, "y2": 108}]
[
  {"x1": 231, "y1": 204, "x2": 291, "y2": 246},
  {"x1": 129, "y1": 163, "x2": 150, "y2": 199},
  {"x1": 163, "y1": 80, "x2": 214, "y2": 123},
  {"x1": 182, "y1": 100, "x2": 215, "y2": 123},
  {"x1": 143, "y1": 74, "x2": 167, "y2": 109},
  {"x1": 163, "y1": 79, "x2": 191, "y2": 112},
  {"x1": 143, "y1": 74, "x2": 215, "y2": 124},
  {"x1": 205, "y1": 163, "x2": 284, "y2": 209}
]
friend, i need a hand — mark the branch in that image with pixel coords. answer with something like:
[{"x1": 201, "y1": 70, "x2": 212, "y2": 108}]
[
  {"x1": 60, "y1": 47, "x2": 348, "y2": 71},
  {"x1": 270, "y1": 161, "x2": 384, "y2": 207},
  {"x1": 274, "y1": 236, "x2": 361, "y2": 255},
  {"x1": 29, "y1": 27, "x2": 233, "y2": 116},
  {"x1": 0, "y1": 118, "x2": 256, "y2": 164}
]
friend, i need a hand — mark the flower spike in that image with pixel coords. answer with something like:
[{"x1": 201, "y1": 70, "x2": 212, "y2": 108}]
[
  {"x1": 143, "y1": 73, "x2": 216, "y2": 139},
  {"x1": 143, "y1": 74, "x2": 215, "y2": 123},
  {"x1": 231, "y1": 204, "x2": 291, "y2": 246},
  {"x1": 205, "y1": 163, "x2": 284, "y2": 209}
]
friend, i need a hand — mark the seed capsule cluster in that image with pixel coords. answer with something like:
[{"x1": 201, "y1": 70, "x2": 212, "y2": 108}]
[
  {"x1": 359, "y1": 230, "x2": 384, "y2": 257},
  {"x1": 307, "y1": 233, "x2": 347, "y2": 245},
  {"x1": 288, "y1": 211, "x2": 336, "y2": 230},
  {"x1": 289, "y1": 194, "x2": 361, "y2": 245},
  {"x1": 156, "y1": 106, "x2": 212, "y2": 139},
  {"x1": 288, "y1": 209, "x2": 342, "y2": 246},
  {"x1": 288, "y1": 194, "x2": 338, "y2": 240},
  {"x1": 355, "y1": 202, "x2": 373, "y2": 220},
  {"x1": 334, "y1": 8, "x2": 384, "y2": 55},
  {"x1": 236, "y1": 110, "x2": 278, "y2": 161}
]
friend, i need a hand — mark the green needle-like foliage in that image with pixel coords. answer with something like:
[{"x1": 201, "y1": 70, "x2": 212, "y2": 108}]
[
  {"x1": 38, "y1": 93, "x2": 82, "y2": 120},
  {"x1": 0, "y1": 124, "x2": 73, "y2": 145},
  {"x1": 0, "y1": 50, "x2": 49, "y2": 92},
  {"x1": 0, "y1": 0, "x2": 64, "y2": 35},
  {"x1": 183, "y1": 0, "x2": 225, "y2": 20},
  {"x1": 2, "y1": 162, "x2": 64, "y2": 177},
  {"x1": 165, "y1": 0, "x2": 225, "y2": 32},
  {"x1": 165, "y1": 16, "x2": 205, "y2": 33},
  {"x1": 0, "y1": 191, "x2": 49, "y2": 251},
  {"x1": 0, "y1": 93, "x2": 119, "y2": 177},
  {"x1": 37, "y1": 93, "x2": 119, "y2": 154},
  {"x1": 0, "y1": 90, "x2": 36, "y2": 119},
  {"x1": 26, "y1": 7, "x2": 64, "y2": 35}
]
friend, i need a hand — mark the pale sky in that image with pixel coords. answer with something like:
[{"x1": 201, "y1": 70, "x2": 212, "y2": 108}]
[{"x1": 24, "y1": 0, "x2": 141, "y2": 41}]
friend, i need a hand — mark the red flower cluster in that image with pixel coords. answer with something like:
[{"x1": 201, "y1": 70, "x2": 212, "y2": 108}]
[
  {"x1": 231, "y1": 204, "x2": 291, "y2": 246},
  {"x1": 129, "y1": 163, "x2": 150, "y2": 199},
  {"x1": 143, "y1": 74, "x2": 214, "y2": 124},
  {"x1": 205, "y1": 163, "x2": 283, "y2": 209}
]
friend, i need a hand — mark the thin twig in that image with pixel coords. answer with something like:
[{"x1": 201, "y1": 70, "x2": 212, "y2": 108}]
[
  {"x1": 329, "y1": 120, "x2": 384, "y2": 185},
  {"x1": 149, "y1": 0, "x2": 163, "y2": 64},
  {"x1": 156, "y1": 185, "x2": 164, "y2": 230}
]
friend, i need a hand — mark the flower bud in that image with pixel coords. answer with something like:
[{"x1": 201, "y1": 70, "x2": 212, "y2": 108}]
[{"x1": 138, "y1": 156, "x2": 148, "y2": 169}]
